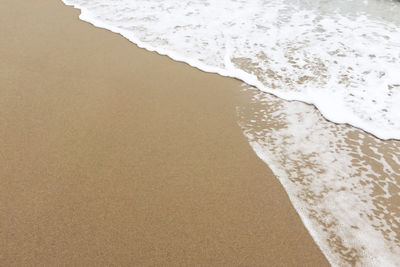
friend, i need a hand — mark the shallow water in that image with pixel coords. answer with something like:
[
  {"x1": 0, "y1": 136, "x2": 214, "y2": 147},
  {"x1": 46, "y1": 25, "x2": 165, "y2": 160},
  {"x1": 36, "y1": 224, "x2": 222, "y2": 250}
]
[{"x1": 237, "y1": 85, "x2": 400, "y2": 266}]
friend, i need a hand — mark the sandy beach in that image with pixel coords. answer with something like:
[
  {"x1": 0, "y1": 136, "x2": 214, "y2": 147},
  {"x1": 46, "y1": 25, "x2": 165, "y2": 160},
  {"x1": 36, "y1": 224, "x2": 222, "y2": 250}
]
[{"x1": 0, "y1": 0, "x2": 330, "y2": 265}]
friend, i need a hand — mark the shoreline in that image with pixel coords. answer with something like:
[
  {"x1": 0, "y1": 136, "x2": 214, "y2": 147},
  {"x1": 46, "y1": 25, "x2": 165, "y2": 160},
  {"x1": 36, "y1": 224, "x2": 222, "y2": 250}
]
[
  {"x1": 54, "y1": 1, "x2": 400, "y2": 265},
  {"x1": 0, "y1": 0, "x2": 328, "y2": 266}
]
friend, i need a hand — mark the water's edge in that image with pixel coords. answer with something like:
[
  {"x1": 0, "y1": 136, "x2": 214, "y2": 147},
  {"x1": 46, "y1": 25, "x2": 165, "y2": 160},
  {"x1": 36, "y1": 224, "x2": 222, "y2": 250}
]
[{"x1": 59, "y1": 1, "x2": 400, "y2": 266}]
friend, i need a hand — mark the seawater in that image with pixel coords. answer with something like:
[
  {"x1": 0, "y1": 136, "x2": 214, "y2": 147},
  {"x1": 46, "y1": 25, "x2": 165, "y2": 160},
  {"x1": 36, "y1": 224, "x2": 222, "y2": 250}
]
[
  {"x1": 60, "y1": 0, "x2": 400, "y2": 265},
  {"x1": 60, "y1": 0, "x2": 400, "y2": 140}
]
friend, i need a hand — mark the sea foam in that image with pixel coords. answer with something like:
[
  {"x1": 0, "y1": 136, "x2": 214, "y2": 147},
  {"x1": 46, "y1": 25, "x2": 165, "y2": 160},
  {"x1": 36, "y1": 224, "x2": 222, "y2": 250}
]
[
  {"x1": 237, "y1": 84, "x2": 400, "y2": 266},
  {"x1": 60, "y1": 0, "x2": 400, "y2": 139}
]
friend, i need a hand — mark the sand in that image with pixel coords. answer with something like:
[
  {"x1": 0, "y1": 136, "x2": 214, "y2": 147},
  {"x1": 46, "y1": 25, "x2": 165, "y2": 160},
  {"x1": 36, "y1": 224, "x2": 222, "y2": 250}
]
[{"x1": 0, "y1": 0, "x2": 329, "y2": 265}]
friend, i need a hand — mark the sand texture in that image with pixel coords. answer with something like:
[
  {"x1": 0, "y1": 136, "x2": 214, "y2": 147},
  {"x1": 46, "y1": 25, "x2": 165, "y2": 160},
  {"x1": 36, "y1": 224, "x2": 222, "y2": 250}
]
[{"x1": 0, "y1": 1, "x2": 328, "y2": 265}]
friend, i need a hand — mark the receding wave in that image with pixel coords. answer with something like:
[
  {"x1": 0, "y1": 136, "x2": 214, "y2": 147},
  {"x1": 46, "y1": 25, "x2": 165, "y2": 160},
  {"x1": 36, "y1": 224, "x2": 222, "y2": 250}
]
[{"x1": 237, "y1": 84, "x2": 400, "y2": 266}]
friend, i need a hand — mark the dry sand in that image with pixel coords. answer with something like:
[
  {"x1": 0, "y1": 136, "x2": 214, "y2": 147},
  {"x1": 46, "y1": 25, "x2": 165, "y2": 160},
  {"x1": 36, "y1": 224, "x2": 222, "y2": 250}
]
[{"x1": 0, "y1": 0, "x2": 329, "y2": 265}]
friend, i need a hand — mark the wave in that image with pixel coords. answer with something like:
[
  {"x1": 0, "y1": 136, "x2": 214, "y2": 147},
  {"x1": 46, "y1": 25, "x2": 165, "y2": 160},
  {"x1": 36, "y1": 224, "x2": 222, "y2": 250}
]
[{"x1": 60, "y1": 0, "x2": 400, "y2": 140}]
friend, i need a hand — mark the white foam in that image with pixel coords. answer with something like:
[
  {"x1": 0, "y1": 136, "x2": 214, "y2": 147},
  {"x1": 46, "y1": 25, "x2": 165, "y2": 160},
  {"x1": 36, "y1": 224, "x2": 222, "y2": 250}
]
[
  {"x1": 60, "y1": 0, "x2": 400, "y2": 140},
  {"x1": 237, "y1": 85, "x2": 400, "y2": 266}
]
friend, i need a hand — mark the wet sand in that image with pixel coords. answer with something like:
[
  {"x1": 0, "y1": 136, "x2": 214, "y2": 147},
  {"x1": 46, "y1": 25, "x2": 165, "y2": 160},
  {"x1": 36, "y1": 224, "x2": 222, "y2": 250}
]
[{"x1": 0, "y1": 0, "x2": 328, "y2": 265}]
